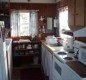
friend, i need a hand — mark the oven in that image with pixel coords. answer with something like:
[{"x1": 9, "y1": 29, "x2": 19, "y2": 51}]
[
  {"x1": 79, "y1": 46, "x2": 86, "y2": 65},
  {"x1": 53, "y1": 55, "x2": 64, "y2": 80},
  {"x1": 53, "y1": 51, "x2": 75, "y2": 80}
]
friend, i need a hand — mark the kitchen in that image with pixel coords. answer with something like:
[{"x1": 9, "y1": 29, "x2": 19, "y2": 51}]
[{"x1": 0, "y1": 0, "x2": 86, "y2": 80}]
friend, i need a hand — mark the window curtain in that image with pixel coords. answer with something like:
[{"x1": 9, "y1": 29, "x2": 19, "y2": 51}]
[
  {"x1": 59, "y1": 7, "x2": 70, "y2": 38},
  {"x1": 11, "y1": 10, "x2": 38, "y2": 37}
]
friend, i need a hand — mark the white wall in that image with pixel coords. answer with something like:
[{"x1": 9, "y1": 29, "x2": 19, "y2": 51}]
[
  {"x1": 10, "y1": 0, "x2": 56, "y2": 3},
  {"x1": 73, "y1": 27, "x2": 86, "y2": 37}
]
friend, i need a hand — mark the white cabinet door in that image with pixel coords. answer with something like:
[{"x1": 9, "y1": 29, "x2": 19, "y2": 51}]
[
  {"x1": 41, "y1": 45, "x2": 45, "y2": 74},
  {"x1": 46, "y1": 50, "x2": 53, "y2": 80},
  {"x1": 41, "y1": 45, "x2": 48, "y2": 76},
  {"x1": 41, "y1": 45, "x2": 53, "y2": 80}
]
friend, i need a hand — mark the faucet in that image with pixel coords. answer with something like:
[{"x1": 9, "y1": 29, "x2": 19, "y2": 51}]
[{"x1": 74, "y1": 49, "x2": 79, "y2": 59}]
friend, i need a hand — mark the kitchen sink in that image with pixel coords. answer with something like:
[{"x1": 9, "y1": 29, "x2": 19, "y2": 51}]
[{"x1": 49, "y1": 43, "x2": 62, "y2": 47}]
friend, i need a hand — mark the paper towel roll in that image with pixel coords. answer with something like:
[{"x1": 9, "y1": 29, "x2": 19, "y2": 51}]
[
  {"x1": 54, "y1": 19, "x2": 58, "y2": 27},
  {"x1": 54, "y1": 19, "x2": 57, "y2": 27}
]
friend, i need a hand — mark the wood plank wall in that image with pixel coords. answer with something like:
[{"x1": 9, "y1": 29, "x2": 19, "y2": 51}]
[
  {"x1": 10, "y1": 3, "x2": 57, "y2": 39},
  {"x1": 10, "y1": 3, "x2": 56, "y2": 26}
]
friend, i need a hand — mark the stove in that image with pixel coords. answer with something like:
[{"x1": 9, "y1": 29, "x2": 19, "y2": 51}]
[
  {"x1": 53, "y1": 50, "x2": 77, "y2": 80},
  {"x1": 58, "y1": 52, "x2": 67, "y2": 55},
  {"x1": 56, "y1": 51, "x2": 77, "y2": 63},
  {"x1": 64, "y1": 57, "x2": 73, "y2": 60}
]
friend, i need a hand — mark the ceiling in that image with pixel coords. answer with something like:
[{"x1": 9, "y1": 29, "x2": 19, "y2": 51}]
[{"x1": 9, "y1": 0, "x2": 60, "y2": 3}]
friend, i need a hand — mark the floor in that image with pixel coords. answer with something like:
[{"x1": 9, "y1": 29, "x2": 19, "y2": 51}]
[{"x1": 12, "y1": 65, "x2": 48, "y2": 80}]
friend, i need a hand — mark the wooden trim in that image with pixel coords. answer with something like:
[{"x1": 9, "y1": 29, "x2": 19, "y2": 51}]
[{"x1": 75, "y1": 37, "x2": 86, "y2": 43}]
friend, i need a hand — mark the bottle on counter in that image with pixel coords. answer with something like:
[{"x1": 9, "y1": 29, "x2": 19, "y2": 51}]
[{"x1": 42, "y1": 25, "x2": 45, "y2": 33}]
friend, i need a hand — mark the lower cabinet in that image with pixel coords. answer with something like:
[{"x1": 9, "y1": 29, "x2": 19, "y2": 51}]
[
  {"x1": 41, "y1": 45, "x2": 47, "y2": 75},
  {"x1": 41, "y1": 45, "x2": 53, "y2": 80},
  {"x1": 42, "y1": 44, "x2": 84, "y2": 80}
]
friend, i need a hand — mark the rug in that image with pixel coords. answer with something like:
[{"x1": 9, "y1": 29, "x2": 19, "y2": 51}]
[{"x1": 21, "y1": 67, "x2": 45, "y2": 80}]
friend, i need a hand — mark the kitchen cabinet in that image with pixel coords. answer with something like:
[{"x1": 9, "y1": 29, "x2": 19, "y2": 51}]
[
  {"x1": 12, "y1": 40, "x2": 41, "y2": 67},
  {"x1": 41, "y1": 45, "x2": 53, "y2": 80},
  {"x1": 68, "y1": 0, "x2": 85, "y2": 31}
]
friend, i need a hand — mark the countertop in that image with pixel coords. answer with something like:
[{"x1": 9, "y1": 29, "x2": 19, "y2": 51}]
[
  {"x1": 66, "y1": 61, "x2": 86, "y2": 78},
  {"x1": 41, "y1": 40, "x2": 64, "y2": 53},
  {"x1": 41, "y1": 41, "x2": 77, "y2": 63},
  {"x1": 41, "y1": 40, "x2": 86, "y2": 78}
]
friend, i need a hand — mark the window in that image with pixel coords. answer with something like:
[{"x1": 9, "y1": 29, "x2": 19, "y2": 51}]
[
  {"x1": 11, "y1": 10, "x2": 38, "y2": 37},
  {"x1": 59, "y1": 7, "x2": 70, "y2": 38}
]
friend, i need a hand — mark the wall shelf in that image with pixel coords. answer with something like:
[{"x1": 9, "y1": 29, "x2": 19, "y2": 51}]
[{"x1": 12, "y1": 40, "x2": 41, "y2": 67}]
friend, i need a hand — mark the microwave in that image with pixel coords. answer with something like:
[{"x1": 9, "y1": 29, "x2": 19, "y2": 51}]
[{"x1": 78, "y1": 46, "x2": 86, "y2": 65}]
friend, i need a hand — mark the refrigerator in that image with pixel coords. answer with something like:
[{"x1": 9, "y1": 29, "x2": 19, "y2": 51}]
[{"x1": 0, "y1": 21, "x2": 8, "y2": 80}]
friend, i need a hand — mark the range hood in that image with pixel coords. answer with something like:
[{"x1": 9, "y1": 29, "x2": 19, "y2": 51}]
[
  {"x1": 69, "y1": 26, "x2": 85, "y2": 32},
  {"x1": 73, "y1": 27, "x2": 86, "y2": 37}
]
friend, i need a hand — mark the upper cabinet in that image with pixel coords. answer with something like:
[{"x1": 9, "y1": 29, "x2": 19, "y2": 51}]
[
  {"x1": 0, "y1": 0, "x2": 10, "y2": 28},
  {"x1": 68, "y1": 0, "x2": 85, "y2": 31}
]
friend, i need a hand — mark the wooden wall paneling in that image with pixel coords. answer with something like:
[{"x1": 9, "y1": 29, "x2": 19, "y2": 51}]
[
  {"x1": 10, "y1": 3, "x2": 56, "y2": 16},
  {"x1": 10, "y1": 3, "x2": 56, "y2": 39}
]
